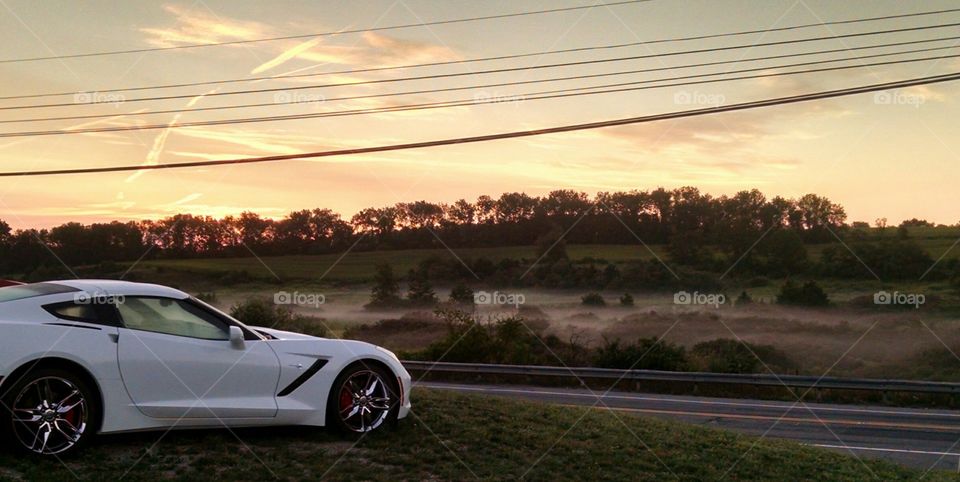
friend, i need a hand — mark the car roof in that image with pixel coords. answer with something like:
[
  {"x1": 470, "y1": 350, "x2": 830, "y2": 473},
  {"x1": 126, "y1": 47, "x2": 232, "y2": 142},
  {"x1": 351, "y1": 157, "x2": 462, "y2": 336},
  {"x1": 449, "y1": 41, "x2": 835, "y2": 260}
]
[{"x1": 48, "y1": 279, "x2": 189, "y2": 299}]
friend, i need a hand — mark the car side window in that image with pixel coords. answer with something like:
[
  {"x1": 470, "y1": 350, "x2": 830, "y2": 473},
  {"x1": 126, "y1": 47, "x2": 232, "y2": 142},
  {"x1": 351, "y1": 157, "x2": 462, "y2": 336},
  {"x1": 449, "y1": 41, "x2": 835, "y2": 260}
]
[
  {"x1": 116, "y1": 297, "x2": 229, "y2": 341},
  {"x1": 43, "y1": 301, "x2": 102, "y2": 324}
]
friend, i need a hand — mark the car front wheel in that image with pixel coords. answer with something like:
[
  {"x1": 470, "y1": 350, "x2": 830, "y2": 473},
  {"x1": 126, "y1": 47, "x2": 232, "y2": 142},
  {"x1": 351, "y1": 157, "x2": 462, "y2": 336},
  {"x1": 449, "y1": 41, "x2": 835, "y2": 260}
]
[
  {"x1": 2, "y1": 368, "x2": 97, "y2": 456},
  {"x1": 327, "y1": 364, "x2": 399, "y2": 435}
]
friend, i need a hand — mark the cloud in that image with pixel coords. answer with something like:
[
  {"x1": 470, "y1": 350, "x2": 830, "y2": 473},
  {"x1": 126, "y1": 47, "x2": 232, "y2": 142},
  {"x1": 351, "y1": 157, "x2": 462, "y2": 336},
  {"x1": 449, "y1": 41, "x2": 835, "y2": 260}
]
[
  {"x1": 142, "y1": 6, "x2": 459, "y2": 71},
  {"x1": 251, "y1": 37, "x2": 324, "y2": 74},
  {"x1": 140, "y1": 4, "x2": 269, "y2": 47}
]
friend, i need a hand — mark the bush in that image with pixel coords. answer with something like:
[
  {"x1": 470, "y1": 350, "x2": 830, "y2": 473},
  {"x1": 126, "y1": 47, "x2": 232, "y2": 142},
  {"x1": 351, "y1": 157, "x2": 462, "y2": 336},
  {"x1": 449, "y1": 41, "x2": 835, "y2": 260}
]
[
  {"x1": 581, "y1": 292, "x2": 606, "y2": 306},
  {"x1": 619, "y1": 293, "x2": 634, "y2": 306},
  {"x1": 407, "y1": 267, "x2": 438, "y2": 306},
  {"x1": 448, "y1": 283, "x2": 475, "y2": 306},
  {"x1": 776, "y1": 280, "x2": 829, "y2": 307},
  {"x1": 593, "y1": 338, "x2": 688, "y2": 371},
  {"x1": 229, "y1": 298, "x2": 330, "y2": 338},
  {"x1": 410, "y1": 309, "x2": 587, "y2": 366},
  {"x1": 691, "y1": 339, "x2": 758, "y2": 373},
  {"x1": 368, "y1": 263, "x2": 402, "y2": 309},
  {"x1": 691, "y1": 339, "x2": 795, "y2": 374}
]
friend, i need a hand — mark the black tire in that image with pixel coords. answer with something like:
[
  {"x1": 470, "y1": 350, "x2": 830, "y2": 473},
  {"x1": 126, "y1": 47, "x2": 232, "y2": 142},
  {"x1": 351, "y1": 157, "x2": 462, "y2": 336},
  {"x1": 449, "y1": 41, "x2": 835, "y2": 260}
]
[
  {"x1": 326, "y1": 363, "x2": 400, "y2": 436},
  {"x1": 0, "y1": 367, "x2": 99, "y2": 457}
]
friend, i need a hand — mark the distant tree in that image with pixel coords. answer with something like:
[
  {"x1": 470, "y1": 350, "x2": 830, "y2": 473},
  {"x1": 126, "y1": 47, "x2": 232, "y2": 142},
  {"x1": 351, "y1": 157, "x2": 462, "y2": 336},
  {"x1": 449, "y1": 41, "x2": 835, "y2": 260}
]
[
  {"x1": 446, "y1": 199, "x2": 476, "y2": 225},
  {"x1": 619, "y1": 293, "x2": 634, "y2": 306},
  {"x1": 534, "y1": 227, "x2": 568, "y2": 264},
  {"x1": 736, "y1": 291, "x2": 753, "y2": 305},
  {"x1": 448, "y1": 283, "x2": 475, "y2": 306},
  {"x1": 761, "y1": 229, "x2": 808, "y2": 276},
  {"x1": 541, "y1": 190, "x2": 592, "y2": 220},
  {"x1": 776, "y1": 280, "x2": 829, "y2": 307},
  {"x1": 900, "y1": 218, "x2": 932, "y2": 228},
  {"x1": 407, "y1": 267, "x2": 438, "y2": 306},
  {"x1": 897, "y1": 226, "x2": 910, "y2": 239},
  {"x1": 875, "y1": 217, "x2": 888, "y2": 237},
  {"x1": 581, "y1": 293, "x2": 606, "y2": 306},
  {"x1": 368, "y1": 263, "x2": 402, "y2": 308},
  {"x1": 851, "y1": 221, "x2": 870, "y2": 229},
  {"x1": 796, "y1": 194, "x2": 846, "y2": 242},
  {"x1": 667, "y1": 231, "x2": 710, "y2": 266}
]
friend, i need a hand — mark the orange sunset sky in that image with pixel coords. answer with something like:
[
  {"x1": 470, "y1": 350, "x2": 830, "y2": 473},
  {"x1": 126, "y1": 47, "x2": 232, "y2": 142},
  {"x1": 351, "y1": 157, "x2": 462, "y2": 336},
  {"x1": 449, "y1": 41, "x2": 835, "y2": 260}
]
[{"x1": 0, "y1": 0, "x2": 958, "y2": 229}]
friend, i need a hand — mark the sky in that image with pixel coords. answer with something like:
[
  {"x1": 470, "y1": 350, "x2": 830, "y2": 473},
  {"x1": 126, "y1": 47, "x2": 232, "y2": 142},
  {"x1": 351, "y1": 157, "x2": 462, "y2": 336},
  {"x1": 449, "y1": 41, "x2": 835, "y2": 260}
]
[{"x1": 0, "y1": 0, "x2": 958, "y2": 229}]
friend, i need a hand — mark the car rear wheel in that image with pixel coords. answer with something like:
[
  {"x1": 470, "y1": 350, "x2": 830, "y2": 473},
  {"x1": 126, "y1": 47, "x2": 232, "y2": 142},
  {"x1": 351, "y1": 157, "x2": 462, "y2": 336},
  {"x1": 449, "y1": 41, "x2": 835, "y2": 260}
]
[
  {"x1": 1, "y1": 368, "x2": 98, "y2": 456},
  {"x1": 327, "y1": 364, "x2": 399, "y2": 435}
]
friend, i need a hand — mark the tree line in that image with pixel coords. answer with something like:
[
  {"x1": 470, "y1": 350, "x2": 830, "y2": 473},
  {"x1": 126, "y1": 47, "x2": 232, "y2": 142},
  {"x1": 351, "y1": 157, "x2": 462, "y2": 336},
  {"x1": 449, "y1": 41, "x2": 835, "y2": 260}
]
[{"x1": 0, "y1": 187, "x2": 947, "y2": 281}]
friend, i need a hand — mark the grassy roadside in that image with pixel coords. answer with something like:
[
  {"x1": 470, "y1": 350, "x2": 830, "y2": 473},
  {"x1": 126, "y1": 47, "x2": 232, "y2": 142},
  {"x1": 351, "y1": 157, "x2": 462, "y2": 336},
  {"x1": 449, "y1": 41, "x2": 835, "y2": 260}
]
[{"x1": 0, "y1": 388, "x2": 954, "y2": 481}]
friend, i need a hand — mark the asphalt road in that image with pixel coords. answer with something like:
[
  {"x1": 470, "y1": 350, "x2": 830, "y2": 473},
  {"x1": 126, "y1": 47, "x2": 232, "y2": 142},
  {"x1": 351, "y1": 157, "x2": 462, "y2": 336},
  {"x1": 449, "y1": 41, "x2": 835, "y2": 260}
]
[{"x1": 416, "y1": 381, "x2": 960, "y2": 473}]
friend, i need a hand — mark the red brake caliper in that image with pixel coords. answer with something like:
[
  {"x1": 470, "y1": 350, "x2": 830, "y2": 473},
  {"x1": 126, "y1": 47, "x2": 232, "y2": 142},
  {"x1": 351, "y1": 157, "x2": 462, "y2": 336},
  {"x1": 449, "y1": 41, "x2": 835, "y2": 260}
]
[
  {"x1": 63, "y1": 406, "x2": 77, "y2": 426},
  {"x1": 339, "y1": 387, "x2": 353, "y2": 415}
]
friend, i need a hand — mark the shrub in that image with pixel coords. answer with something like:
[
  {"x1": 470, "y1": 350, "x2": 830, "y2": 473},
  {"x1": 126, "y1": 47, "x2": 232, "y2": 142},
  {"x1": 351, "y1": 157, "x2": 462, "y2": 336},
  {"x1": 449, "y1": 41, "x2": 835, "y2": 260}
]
[
  {"x1": 581, "y1": 292, "x2": 606, "y2": 306},
  {"x1": 407, "y1": 267, "x2": 438, "y2": 306},
  {"x1": 691, "y1": 339, "x2": 795, "y2": 374},
  {"x1": 691, "y1": 339, "x2": 758, "y2": 373},
  {"x1": 410, "y1": 309, "x2": 585, "y2": 366},
  {"x1": 448, "y1": 283, "x2": 475, "y2": 306},
  {"x1": 593, "y1": 337, "x2": 688, "y2": 371},
  {"x1": 776, "y1": 280, "x2": 829, "y2": 307},
  {"x1": 619, "y1": 293, "x2": 634, "y2": 306},
  {"x1": 368, "y1": 263, "x2": 402, "y2": 309}
]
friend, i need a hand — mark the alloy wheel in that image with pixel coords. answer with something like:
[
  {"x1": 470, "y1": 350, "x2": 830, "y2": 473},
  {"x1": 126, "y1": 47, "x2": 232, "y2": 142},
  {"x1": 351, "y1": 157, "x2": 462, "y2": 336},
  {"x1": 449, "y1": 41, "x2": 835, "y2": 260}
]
[{"x1": 10, "y1": 376, "x2": 88, "y2": 455}]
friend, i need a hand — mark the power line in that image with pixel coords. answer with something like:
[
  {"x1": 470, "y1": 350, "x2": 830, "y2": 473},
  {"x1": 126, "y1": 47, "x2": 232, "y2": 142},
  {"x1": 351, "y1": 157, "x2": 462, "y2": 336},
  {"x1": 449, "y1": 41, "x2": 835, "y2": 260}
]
[
  {"x1": 0, "y1": 0, "x2": 654, "y2": 64},
  {"x1": 2, "y1": 71, "x2": 957, "y2": 177},
  {"x1": 3, "y1": 7, "x2": 958, "y2": 100},
  {"x1": 4, "y1": 20, "x2": 958, "y2": 111},
  {"x1": 4, "y1": 53, "x2": 958, "y2": 137},
  {"x1": 2, "y1": 54, "x2": 957, "y2": 138},
  {"x1": 6, "y1": 38, "x2": 959, "y2": 125}
]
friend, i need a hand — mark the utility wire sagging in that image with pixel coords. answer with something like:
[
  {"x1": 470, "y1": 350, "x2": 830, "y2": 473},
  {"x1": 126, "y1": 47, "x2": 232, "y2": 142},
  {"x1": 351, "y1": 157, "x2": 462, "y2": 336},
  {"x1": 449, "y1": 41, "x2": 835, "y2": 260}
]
[
  {"x1": 2, "y1": 72, "x2": 958, "y2": 177},
  {"x1": 1, "y1": 6, "x2": 956, "y2": 100}
]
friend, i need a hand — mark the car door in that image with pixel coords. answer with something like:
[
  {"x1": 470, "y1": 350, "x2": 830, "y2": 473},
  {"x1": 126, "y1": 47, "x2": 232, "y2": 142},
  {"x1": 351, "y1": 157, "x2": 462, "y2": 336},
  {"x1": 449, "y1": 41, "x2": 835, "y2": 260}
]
[{"x1": 115, "y1": 296, "x2": 281, "y2": 419}]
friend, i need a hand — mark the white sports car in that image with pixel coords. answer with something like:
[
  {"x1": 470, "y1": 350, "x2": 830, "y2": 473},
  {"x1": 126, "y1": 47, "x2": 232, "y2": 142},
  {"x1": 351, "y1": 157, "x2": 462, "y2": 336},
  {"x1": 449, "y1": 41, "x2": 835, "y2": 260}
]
[{"x1": 0, "y1": 280, "x2": 411, "y2": 456}]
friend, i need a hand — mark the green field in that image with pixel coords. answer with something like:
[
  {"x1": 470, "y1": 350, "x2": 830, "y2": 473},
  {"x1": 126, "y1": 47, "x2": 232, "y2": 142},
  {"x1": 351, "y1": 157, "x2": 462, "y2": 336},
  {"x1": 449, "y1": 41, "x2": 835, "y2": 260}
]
[
  {"x1": 0, "y1": 388, "x2": 949, "y2": 481},
  {"x1": 133, "y1": 232, "x2": 960, "y2": 284},
  {"x1": 134, "y1": 244, "x2": 666, "y2": 283}
]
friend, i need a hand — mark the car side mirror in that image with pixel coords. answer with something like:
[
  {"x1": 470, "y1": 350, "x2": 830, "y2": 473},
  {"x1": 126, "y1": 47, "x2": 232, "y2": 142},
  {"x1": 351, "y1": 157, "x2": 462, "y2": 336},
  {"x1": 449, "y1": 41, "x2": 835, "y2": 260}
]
[{"x1": 229, "y1": 326, "x2": 245, "y2": 349}]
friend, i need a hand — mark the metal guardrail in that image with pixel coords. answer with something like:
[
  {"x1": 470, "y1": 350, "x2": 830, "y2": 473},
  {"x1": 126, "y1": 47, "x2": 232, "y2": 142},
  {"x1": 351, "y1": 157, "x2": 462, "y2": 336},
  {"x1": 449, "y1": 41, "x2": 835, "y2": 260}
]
[{"x1": 401, "y1": 360, "x2": 960, "y2": 395}]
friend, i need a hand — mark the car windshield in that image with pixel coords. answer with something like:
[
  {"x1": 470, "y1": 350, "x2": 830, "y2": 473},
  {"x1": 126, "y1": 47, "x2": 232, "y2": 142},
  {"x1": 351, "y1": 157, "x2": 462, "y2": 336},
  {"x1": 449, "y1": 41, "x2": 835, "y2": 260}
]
[{"x1": 0, "y1": 282, "x2": 79, "y2": 303}]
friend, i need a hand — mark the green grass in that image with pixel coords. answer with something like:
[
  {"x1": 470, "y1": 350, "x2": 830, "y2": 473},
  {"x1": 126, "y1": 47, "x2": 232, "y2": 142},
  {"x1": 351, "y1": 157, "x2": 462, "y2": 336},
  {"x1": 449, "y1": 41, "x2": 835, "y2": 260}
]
[
  {"x1": 134, "y1": 245, "x2": 664, "y2": 282},
  {"x1": 131, "y1": 228, "x2": 960, "y2": 284},
  {"x1": 0, "y1": 389, "x2": 953, "y2": 481}
]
